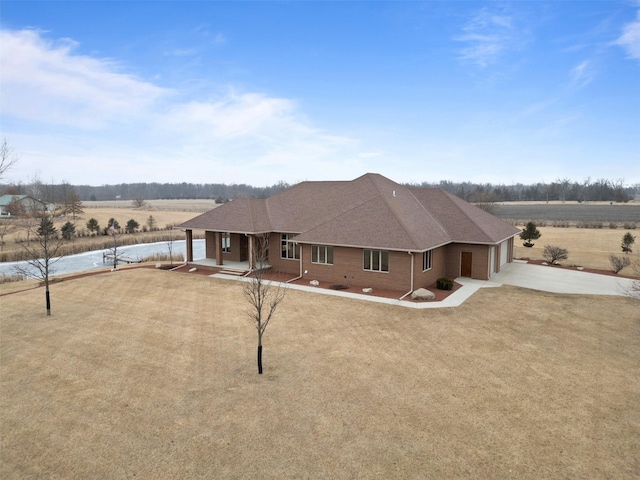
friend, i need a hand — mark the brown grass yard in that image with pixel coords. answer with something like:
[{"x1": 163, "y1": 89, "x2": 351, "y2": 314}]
[
  {"x1": 513, "y1": 226, "x2": 639, "y2": 271},
  {"x1": 1, "y1": 269, "x2": 639, "y2": 479}
]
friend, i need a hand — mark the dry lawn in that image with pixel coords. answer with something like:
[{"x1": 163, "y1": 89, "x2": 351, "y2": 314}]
[
  {"x1": 513, "y1": 226, "x2": 640, "y2": 272},
  {"x1": 2, "y1": 269, "x2": 639, "y2": 479}
]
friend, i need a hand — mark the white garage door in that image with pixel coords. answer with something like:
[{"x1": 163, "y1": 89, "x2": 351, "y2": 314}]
[{"x1": 500, "y1": 240, "x2": 509, "y2": 266}]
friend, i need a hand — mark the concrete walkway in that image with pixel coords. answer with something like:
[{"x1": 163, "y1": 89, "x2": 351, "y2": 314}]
[{"x1": 212, "y1": 261, "x2": 637, "y2": 309}]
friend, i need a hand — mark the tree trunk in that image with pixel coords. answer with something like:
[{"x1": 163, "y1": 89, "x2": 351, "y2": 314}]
[
  {"x1": 257, "y1": 345, "x2": 263, "y2": 374},
  {"x1": 45, "y1": 287, "x2": 51, "y2": 316}
]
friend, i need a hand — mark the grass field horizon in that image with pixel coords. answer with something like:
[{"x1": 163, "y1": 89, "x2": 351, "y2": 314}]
[{"x1": 2, "y1": 269, "x2": 639, "y2": 479}]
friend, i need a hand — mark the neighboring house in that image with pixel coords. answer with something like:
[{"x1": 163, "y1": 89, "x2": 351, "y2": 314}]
[
  {"x1": 179, "y1": 173, "x2": 521, "y2": 292},
  {"x1": 0, "y1": 194, "x2": 47, "y2": 216}
]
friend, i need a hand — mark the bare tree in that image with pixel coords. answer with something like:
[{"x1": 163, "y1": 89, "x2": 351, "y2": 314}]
[
  {"x1": 63, "y1": 190, "x2": 84, "y2": 219},
  {"x1": 0, "y1": 138, "x2": 19, "y2": 179},
  {"x1": 471, "y1": 190, "x2": 499, "y2": 214},
  {"x1": 166, "y1": 236, "x2": 175, "y2": 265},
  {"x1": 107, "y1": 221, "x2": 119, "y2": 270},
  {"x1": 0, "y1": 218, "x2": 14, "y2": 251},
  {"x1": 242, "y1": 235, "x2": 286, "y2": 374},
  {"x1": 14, "y1": 209, "x2": 67, "y2": 315},
  {"x1": 543, "y1": 245, "x2": 569, "y2": 265},
  {"x1": 609, "y1": 255, "x2": 631, "y2": 274},
  {"x1": 132, "y1": 196, "x2": 147, "y2": 208}
]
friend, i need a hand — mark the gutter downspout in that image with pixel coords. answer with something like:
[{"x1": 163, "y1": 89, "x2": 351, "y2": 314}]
[
  {"x1": 399, "y1": 252, "x2": 414, "y2": 300},
  {"x1": 286, "y1": 245, "x2": 304, "y2": 283}
]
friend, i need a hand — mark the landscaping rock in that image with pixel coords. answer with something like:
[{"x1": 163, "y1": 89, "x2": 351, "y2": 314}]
[
  {"x1": 189, "y1": 267, "x2": 197, "y2": 273},
  {"x1": 411, "y1": 288, "x2": 436, "y2": 301},
  {"x1": 362, "y1": 287, "x2": 373, "y2": 294},
  {"x1": 310, "y1": 280, "x2": 319, "y2": 286}
]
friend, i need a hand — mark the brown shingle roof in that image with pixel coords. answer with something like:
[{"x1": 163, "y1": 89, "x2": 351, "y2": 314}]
[{"x1": 179, "y1": 173, "x2": 520, "y2": 250}]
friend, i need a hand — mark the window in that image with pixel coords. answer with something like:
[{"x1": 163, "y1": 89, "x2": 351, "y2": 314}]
[
  {"x1": 363, "y1": 249, "x2": 389, "y2": 272},
  {"x1": 311, "y1": 245, "x2": 333, "y2": 265},
  {"x1": 423, "y1": 250, "x2": 432, "y2": 271},
  {"x1": 281, "y1": 233, "x2": 300, "y2": 260},
  {"x1": 222, "y1": 232, "x2": 230, "y2": 253}
]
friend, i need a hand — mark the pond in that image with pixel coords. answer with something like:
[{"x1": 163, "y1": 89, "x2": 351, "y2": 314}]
[{"x1": 0, "y1": 239, "x2": 205, "y2": 278}]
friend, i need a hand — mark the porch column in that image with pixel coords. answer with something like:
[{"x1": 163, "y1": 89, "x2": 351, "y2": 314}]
[
  {"x1": 215, "y1": 231, "x2": 223, "y2": 266},
  {"x1": 248, "y1": 234, "x2": 255, "y2": 269},
  {"x1": 185, "y1": 229, "x2": 193, "y2": 262}
]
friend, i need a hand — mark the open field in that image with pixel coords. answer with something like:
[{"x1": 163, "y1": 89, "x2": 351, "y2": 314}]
[
  {"x1": 1, "y1": 269, "x2": 639, "y2": 479},
  {"x1": 0, "y1": 206, "x2": 205, "y2": 262},
  {"x1": 84, "y1": 199, "x2": 219, "y2": 213},
  {"x1": 494, "y1": 202, "x2": 639, "y2": 223}
]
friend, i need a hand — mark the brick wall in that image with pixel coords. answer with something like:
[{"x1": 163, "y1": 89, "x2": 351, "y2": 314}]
[{"x1": 444, "y1": 244, "x2": 491, "y2": 280}]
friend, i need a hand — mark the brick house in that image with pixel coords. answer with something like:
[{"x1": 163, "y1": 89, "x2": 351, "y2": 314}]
[{"x1": 179, "y1": 173, "x2": 520, "y2": 292}]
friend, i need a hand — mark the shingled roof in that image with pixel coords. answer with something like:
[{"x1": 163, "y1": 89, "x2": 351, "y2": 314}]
[{"x1": 179, "y1": 173, "x2": 520, "y2": 251}]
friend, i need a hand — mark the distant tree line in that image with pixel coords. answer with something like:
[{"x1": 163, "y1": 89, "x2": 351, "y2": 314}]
[
  {"x1": 1, "y1": 177, "x2": 637, "y2": 203},
  {"x1": 410, "y1": 178, "x2": 638, "y2": 203}
]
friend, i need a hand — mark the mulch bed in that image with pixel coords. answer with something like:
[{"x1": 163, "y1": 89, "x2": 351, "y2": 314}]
[{"x1": 169, "y1": 264, "x2": 462, "y2": 302}]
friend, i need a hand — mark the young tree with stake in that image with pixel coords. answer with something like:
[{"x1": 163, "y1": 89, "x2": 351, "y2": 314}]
[
  {"x1": 14, "y1": 209, "x2": 67, "y2": 316},
  {"x1": 243, "y1": 235, "x2": 286, "y2": 374}
]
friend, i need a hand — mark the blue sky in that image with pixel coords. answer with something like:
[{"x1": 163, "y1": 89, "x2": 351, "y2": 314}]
[{"x1": 1, "y1": 1, "x2": 639, "y2": 187}]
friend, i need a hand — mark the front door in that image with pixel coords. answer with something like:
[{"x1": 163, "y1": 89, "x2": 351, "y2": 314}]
[{"x1": 461, "y1": 252, "x2": 472, "y2": 277}]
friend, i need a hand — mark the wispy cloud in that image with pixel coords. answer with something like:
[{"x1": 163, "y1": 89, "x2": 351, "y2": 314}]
[
  {"x1": 570, "y1": 60, "x2": 594, "y2": 88},
  {"x1": 455, "y1": 6, "x2": 523, "y2": 68},
  {"x1": 616, "y1": 8, "x2": 640, "y2": 59},
  {"x1": 0, "y1": 29, "x2": 168, "y2": 129},
  {"x1": 0, "y1": 28, "x2": 363, "y2": 185}
]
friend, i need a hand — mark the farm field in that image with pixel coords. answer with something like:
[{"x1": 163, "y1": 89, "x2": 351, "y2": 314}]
[
  {"x1": 2, "y1": 269, "x2": 639, "y2": 479},
  {"x1": 494, "y1": 201, "x2": 639, "y2": 223}
]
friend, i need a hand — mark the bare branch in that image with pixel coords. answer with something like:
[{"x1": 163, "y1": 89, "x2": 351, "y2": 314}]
[{"x1": 0, "y1": 138, "x2": 19, "y2": 179}]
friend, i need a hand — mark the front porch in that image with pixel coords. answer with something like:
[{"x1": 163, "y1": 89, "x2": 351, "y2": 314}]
[{"x1": 189, "y1": 258, "x2": 251, "y2": 271}]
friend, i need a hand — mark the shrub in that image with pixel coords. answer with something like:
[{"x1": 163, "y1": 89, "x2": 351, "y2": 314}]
[
  {"x1": 609, "y1": 255, "x2": 631, "y2": 274},
  {"x1": 519, "y1": 222, "x2": 541, "y2": 247},
  {"x1": 436, "y1": 277, "x2": 453, "y2": 290},
  {"x1": 125, "y1": 219, "x2": 139, "y2": 233},
  {"x1": 609, "y1": 222, "x2": 618, "y2": 229},
  {"x1": 543, "y1": 245, "x2": 569, "y2": 264},
  {"x1": 621, "y1": 232, "x2": 636, "y2": 254},
  {"x1": 623, "y1": 222, "x2": 637, "y2": 230}
]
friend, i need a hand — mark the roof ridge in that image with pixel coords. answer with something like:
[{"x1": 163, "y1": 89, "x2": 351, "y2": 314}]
[
  {"x1": 372, "y1": 176, "x2": 449, "y2": 250},
  {"x1": 407, "y1": 187, "x2": 452, "y2": 243},
  {"x1": 440, "y1": 189, "x2": 498, "y2": 241}
]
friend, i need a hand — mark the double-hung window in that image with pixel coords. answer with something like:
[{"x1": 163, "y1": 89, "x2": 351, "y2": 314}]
[
  {"x1": 222, "y1": 232, "x2": 231, "y2": 253},
  {"x1": 363, "y1": 249, "x2": 389, "y2": 272},
  {"x1": 423, "y1": 250, "x2": 432, "y2": 271},
  {"x1": 311, "y1": 245, "x2": 333, "y2": 265},
  {"x1": 281, "y1": 233, "x2": 300, "y2": 260}
]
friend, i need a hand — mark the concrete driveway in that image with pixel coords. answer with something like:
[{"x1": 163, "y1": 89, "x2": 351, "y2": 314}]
[{"x1": 486, "y1": 261, "x2": 637, "y2": 296}]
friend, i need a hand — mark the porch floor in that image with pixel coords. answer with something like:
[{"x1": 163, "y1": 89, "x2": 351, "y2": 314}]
[{"x1": 189, "y1": 258, "x2": 252, "y2": 271}]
